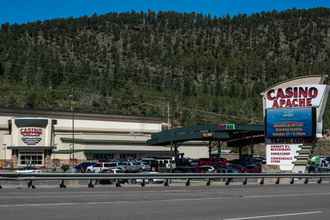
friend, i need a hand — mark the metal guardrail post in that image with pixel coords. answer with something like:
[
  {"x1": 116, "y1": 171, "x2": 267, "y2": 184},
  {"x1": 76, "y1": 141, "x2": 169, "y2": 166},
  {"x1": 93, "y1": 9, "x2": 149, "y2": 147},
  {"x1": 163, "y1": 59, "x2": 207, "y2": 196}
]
[
  {"x1": 242, "y1": 178, "x2": 248, "y2": 185},
  {"x1": 259, "y1": 178, "x2": 264, "y2": 185},
  {"x1": 164, "y1": 179, "x2": 169, "y2": 187},
  {"x1": 141, "y1": 179, "x2": 146, "y2": 187},
  {"x1": 275, "y1": 177, "x2": 280, "y2": 184},
  {"x1": 185, "y1": 179, "x2": 190, "y2": 186},
  {"x1": 115, "y1": 181, "x2": 121, "y2": 187},
  {"x1": 225, "y1": 178, "x2": 231, "y2": 186},
  {"x1": 317, "y1": 178, "x2": 322, "y2": 184},
  {"x1": 27, "y1": 180, "x2": 35, "y2": 189},
  {"x1": 59, "y1": 180, "x2": 66, "y2": 188},
  {"x1": 290, "y1": 178, "x2": 294, "y2": 184},
  {"x1": 206, "y1": 178, "x2": 211, "y2": 186},
  {"x1": 304, "y1": 178, "x2": 309, "y2": 184},
  {"x1": 88, "y1": 179, "x2": 94, "y2": 188}
]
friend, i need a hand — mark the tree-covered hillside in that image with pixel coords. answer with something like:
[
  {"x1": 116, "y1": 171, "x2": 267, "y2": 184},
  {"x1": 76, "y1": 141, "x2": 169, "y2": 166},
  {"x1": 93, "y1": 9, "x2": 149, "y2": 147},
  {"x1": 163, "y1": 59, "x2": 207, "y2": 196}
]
[{"x1": 1, "y1": 8, "x2": 330, "y2": 127}]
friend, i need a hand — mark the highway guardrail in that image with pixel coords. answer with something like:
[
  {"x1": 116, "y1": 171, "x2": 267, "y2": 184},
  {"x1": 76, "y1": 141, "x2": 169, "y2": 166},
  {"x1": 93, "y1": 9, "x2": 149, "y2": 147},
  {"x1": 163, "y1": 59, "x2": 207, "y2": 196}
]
[{"x1": 0, "y1": 172, "x2": 329, "y2": 188}]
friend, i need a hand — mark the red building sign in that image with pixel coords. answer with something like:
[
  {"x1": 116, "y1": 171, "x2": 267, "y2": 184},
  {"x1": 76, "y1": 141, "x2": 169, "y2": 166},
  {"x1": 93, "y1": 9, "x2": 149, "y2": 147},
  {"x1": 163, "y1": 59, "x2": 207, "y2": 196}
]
[
  {"x1": 265, "y1": 85, "x2": 326, "y2": 109},
  {"x1": 20, "y1": 128, "x2": 43, "y2": 145}
]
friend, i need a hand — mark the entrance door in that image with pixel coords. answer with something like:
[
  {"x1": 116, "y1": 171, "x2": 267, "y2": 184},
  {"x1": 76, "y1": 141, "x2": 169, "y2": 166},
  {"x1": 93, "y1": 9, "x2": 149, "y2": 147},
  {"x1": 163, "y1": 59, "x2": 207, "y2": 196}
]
[{"x1": 18, "y1": 152, "x2": 44, "y2": 167}]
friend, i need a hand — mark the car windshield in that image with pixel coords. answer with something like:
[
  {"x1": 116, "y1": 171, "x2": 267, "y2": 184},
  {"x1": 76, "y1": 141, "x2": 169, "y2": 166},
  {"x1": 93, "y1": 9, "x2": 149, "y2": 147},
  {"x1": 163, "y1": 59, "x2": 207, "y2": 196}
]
[{"x1": 104, "y1": 163, "x2": 117, "y2": 167}]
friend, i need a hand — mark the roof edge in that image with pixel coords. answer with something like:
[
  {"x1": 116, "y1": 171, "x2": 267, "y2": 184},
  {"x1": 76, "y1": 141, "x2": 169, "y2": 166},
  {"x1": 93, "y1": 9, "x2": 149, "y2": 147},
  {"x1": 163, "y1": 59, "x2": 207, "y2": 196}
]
[{"x1": 0, "y1": 107, "x2": 164, "y2": 123}]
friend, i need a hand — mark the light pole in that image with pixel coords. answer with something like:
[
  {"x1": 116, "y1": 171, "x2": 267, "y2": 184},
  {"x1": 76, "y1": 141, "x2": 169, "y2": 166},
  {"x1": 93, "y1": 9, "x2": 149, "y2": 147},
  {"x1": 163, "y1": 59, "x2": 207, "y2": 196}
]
[
  {"x1": 69, "y1": 93, "x2": 75, "y2": 166},
  {"x1": 2, "y1": 144, "x2": 6, "y2": 168}
]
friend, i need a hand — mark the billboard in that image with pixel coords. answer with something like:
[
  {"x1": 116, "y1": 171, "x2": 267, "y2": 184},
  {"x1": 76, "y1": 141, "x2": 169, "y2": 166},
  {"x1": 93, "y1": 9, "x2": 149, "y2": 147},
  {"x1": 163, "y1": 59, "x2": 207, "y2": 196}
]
[
  {"x1": 265, "y1": 107, "x2": 316, "y2": 139},
  {"x1": 265, "y1": 85, "x2": 327, "y2": 109},
  {"x1": 266, "y1": 144, "x2": 302, "y2": 170}
]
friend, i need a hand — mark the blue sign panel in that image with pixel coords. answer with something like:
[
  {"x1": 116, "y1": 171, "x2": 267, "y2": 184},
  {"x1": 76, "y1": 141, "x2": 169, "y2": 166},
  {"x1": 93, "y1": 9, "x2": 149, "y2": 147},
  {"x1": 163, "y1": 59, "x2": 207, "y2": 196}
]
[{"x1": 266, "y1": 107, "x2": 316, "y2": 139}]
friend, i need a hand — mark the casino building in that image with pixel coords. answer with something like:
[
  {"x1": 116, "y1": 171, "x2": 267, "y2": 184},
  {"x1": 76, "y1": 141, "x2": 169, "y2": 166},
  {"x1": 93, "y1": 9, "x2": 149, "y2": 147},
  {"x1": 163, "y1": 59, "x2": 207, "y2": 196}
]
[
  {"x1": 0, "y1": 108, "x2": 168, "y2": 168},
  {"x1": 0, "y1": 108, "x2": 210, "y2": 168}
]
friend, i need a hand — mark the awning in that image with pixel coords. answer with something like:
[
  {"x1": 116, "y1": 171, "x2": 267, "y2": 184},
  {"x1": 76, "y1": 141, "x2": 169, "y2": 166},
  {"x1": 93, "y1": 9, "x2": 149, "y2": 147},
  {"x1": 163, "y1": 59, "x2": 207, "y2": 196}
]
[
  {"x1": 53, "y1": 144, "x2": 169, "y2": 153},
  {"x1": 60, "y1": 137, "x2": 146, "y2": 145},
  {"x1": 7, "y1": 145, "x2": 55, "y2": 150},
  {"x1": 14, "y1": 118, "x2": 48, "y2": 127}
]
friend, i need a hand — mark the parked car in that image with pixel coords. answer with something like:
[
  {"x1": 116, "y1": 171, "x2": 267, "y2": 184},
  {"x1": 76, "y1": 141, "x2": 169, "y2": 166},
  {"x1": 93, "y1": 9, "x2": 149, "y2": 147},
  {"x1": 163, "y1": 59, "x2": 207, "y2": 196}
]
[
  {"x1": 120, "y1": 161, "x2": 143, "y2": 173},
  {"x1": 141, "y1": 157, "x2": 175, "y2": 171},
  {"x1": 244, "y1": 164, "x2": 262, "y2": 173},
  {"x1": 233, "y1": 156, "x2": 265, "y2": 166},
  {"x1": 225, "y1": 164, "x2": 246, "y2": 173},
  {"x1": 137, "y1": 161, "x2": 152, "y2": 171},
  {"x1": 198, "y1": 158, "x2": 228, "y2": 167},
  {"x1": 86, "y1": 162, "x2": 120, "y2": 173},
  {"x1": 217, "y1": 166, "x2": 240, "y2": 173},
  {"x1": 98, "y1": 168, "x2": 125, "y2": 184},
  {"x1": 195, "y1": 165, "x2": 216, "y2": 173},
  {"x1": 75, "y1": 162, "x2": 97, "y2": 173},
  {"x1": 189, "y1": 159, "x2": 199, "y2": 167}
]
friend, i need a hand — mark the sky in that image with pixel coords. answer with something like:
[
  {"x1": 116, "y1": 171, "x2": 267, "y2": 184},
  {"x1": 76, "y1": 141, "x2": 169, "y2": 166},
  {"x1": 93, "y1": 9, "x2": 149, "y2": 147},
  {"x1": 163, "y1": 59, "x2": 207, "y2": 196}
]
[{"x1": 1, "y1": 0, "x2": 330, "y2": 24}]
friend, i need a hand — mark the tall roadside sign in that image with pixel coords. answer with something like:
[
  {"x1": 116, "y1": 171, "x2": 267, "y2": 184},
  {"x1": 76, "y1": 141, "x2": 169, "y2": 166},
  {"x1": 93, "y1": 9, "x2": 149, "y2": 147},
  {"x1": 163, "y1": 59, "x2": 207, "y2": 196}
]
[{"x1": 261, "y1": 75, "x2": 329, "y2": 171}]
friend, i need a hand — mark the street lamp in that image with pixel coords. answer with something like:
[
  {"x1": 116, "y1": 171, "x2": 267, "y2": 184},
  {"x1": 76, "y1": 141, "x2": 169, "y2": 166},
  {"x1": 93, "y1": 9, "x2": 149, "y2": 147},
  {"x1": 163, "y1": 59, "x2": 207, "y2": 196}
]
[{"x1": 69, "y1": 94, "x2": 75, "y2": 166}]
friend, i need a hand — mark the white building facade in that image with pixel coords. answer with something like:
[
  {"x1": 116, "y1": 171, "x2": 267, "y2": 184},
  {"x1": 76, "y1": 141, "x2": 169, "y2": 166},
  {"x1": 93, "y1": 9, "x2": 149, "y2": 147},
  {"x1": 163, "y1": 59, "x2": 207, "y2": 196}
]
[{"x1": 0, "y1": 108, "x2": 172, "y2": 168}]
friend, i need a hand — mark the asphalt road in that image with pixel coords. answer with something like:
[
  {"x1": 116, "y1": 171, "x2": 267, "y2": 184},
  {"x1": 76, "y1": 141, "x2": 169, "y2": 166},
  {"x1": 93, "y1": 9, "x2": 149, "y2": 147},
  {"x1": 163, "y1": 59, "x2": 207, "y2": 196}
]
[{"x1": 1, "y1": 184, "x2": 330, "y2": 220}]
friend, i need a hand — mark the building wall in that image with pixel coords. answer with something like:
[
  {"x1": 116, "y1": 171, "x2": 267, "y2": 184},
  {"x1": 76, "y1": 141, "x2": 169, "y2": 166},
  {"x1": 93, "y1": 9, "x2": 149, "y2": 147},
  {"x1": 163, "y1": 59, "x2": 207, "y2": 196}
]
[
  {"x1": 179, "y1": 146, "x2": 209, "y2": 159},
  {"x1": 0, "y1": 110, "x2": 167, "y2": 167},
  {"x1": 54, "y1": 118, "x2": 162, "y2": 133}
]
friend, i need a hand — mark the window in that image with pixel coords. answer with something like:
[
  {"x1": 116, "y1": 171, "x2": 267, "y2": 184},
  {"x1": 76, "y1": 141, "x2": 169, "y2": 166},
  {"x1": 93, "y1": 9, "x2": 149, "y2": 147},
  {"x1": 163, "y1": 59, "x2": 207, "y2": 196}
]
[
  {"x1": 18, "y1": 152, "x2": 43, "y2": 166},
  {"x1": 104, "y1": 162, "x2": 117, "y2": 167},
  {"x1": 119, "y1": 161, "x2": 127, "y2": 166},
  {"x1": 119, "y1": 153, "x2": 137, "y2": 159},
  {"x1": 89, "y1": 153, "x2": 114, "y2": 161}
]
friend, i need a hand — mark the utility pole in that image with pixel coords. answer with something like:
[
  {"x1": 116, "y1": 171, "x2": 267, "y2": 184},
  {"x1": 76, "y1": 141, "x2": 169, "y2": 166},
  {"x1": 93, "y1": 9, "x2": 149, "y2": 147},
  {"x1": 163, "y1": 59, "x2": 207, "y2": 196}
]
[
  {"x1": 2, "y1": 144, "x2": 6, "y2": 168},
  {"x1": 167, "y1": 101, "x2": 171, "y2": 129},
  {"x1": 71, "y1": 101, "x2": 75, "y2": 165},
  {"x1": 69, "y1": 92, "x2": 75, "y2": 166}
]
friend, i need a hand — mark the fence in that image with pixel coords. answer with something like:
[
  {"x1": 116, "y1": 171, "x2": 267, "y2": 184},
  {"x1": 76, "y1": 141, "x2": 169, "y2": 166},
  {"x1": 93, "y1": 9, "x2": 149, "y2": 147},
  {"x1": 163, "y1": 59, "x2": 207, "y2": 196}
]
[{"x1": 0, "y1": 172, "x2": 329, "y2": 188}]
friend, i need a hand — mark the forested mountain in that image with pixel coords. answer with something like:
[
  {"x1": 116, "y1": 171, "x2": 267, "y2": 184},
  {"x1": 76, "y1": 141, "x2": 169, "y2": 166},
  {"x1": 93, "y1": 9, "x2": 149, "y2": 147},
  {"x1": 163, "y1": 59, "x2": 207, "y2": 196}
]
[{"x1": 1, "y1": 8, "x2": 330, "y2": 127}]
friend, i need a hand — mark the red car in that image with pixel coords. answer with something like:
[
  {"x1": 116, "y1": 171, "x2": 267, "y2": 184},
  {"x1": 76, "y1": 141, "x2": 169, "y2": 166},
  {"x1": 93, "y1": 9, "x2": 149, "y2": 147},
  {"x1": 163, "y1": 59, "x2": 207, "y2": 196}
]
[
  {"x1": 194, "y1": 165, "x2": 216, "y2": 173},
  {"x1": 244, "y1": 164, "x2": 262, "y2": 173},
  {"x1": 212, "y1": 158, "x2": 229, "y2": 167}
]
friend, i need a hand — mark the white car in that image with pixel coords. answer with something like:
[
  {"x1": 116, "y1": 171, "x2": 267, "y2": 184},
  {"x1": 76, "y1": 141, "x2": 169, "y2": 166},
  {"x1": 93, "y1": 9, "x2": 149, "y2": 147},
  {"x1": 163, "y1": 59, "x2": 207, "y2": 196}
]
[{"x1": 86, "y1": 162, "x2": 124, "y2": 173}]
